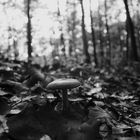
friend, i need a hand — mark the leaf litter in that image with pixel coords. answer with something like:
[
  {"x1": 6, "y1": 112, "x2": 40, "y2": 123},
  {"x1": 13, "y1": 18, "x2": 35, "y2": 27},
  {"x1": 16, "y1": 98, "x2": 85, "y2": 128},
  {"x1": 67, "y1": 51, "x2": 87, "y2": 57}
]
[{"x1": 0, "y1": 61, "x2": 140, "y2": 140}]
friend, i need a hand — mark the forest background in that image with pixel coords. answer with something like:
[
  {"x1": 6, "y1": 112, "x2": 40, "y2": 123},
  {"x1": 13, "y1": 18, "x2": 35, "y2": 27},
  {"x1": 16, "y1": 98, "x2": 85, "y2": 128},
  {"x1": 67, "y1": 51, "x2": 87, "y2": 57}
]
[{"x1": 0, "y1": 0, "x2": 140, "y2": 68}]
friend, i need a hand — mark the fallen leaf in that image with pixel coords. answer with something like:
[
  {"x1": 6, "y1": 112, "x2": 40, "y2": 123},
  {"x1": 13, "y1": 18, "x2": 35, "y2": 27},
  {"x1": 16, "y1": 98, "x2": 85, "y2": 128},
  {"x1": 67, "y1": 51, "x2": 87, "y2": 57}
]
[
  {"x1": 0, "y1": 97, "x2": 10, "y2": 115},
  {"x1": 86, "y1": 87, "x2": 102, "y2": 96},
  {"x1": 40, "y1": 135, "x2": 51, "y2": 140}
]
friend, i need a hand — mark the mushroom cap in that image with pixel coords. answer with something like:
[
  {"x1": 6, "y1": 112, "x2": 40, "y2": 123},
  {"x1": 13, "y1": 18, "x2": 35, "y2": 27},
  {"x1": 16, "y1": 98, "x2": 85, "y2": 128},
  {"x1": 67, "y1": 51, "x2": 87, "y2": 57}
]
[{"x1": 47, "y1": 78, "x2": 81, "y2": 90}]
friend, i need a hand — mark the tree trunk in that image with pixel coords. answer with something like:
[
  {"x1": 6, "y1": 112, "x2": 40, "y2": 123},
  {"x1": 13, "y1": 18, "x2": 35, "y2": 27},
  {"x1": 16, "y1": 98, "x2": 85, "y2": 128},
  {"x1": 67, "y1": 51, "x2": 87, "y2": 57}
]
[
  {"x1": 118, "y1": 25, "x2": 122, "y2": 52},
  {"x1": 125, "y1": 18, "x2": 129, "y2": 61},
  {"x1": 136, "y1": 3, "x2": 140, "y2": 56},
  {"x1": 79, "y1": 0, "x2": 91, "y2": 63},
  {"x1": 71, "y1": 1, "x2": 77, "y2": 57},
  {"x1": 7, "y1": 27, "x2": 11, "y2": 56},
  {"x1": 27, "y1": 0, "x2": 32, "y2": 63},
  {"x1": 123, "y1": 0, "x2": 138, "y2": 61},
  {"x1": 60, "y1": 32, "x2": 66, "y2": 57},
  {"x1": 57, "y1": 0, "x2": 66, "y2": 57},
  {"x1": 104, "y1": 0, "x2": 111, "y2": 65},
  {"x1": 98, "y1": 3, "x2": 104, "y2": 67},
  {"x1": 13, "y1": 39, "x2": 18, "y2": 60},
  {"x1": 66, "y1": 1, "x2": 77, "y2": 57},
  {"x1": 89, "y1": 0, "x2": 98, "y2": 66}
]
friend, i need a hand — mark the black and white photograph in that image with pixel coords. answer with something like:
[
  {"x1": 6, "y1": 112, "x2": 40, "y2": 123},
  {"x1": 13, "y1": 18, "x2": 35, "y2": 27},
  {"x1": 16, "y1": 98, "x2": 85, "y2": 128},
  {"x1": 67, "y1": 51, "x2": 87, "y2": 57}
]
[{"x1": 0, "y1": 0, "x2": 140, "y2": 140}]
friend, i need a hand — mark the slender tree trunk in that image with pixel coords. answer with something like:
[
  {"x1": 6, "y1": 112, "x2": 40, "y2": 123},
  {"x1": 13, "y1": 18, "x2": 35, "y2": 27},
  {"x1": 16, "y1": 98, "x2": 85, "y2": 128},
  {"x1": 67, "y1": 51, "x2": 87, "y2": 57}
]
[
  {"x1": 104, "y1": 0, "x2": 111, "y2": 65},
  {"x1": 98, "y1": 3, "x2": 104, "y2": 67},
  {"x1": 13, "y1": 39, "x2": 18, "y2": 60},
  {"x1": 118, "y1": 24, "x2": 124, "y2": 61},
  {"x1": 57, "y1": 0, "x2": 66, "y2": 57},
  {"x1": 72, "y1": 1, "x2": 77, "y2": 56},
  {"x1": 136, "y1": 3, "x2": 140, "y2": 55},
  {"x1": 118, "y1": 25, "x2": 122, "y2": 52},
  {"x1": 27, "y1": 0, "x2": 32, "y2": 62},
  {"x1": 79, "y1": 0, "x2": 91, "y2": 63},
  {"x1": 60, "y1": 32, "x2": 66, "y2": 57},
  {"x1": 137, "y1": 27, "x2": 140, "y2": 51},
  {"x1": 67, "y1": 1, "x2": 77, "y2": 57},
  {"x1": 123, "y1": 0, "x2": 138, "y2": 61},
  {"x1": 125, "y1": 18, "x2": 129, "y2": 61},
  {"x1": 7, "y1": 27, "x2": 11, "y2": 56},
  {"x1": 89, "y1": 0, "x2": 98, "y2": 66}
]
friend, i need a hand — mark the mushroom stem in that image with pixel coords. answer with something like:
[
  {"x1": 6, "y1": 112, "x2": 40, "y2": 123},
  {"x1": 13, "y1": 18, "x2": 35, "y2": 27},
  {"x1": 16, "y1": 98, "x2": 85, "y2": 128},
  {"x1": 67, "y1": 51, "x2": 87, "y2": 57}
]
[{"x1": 62, "y1": 89, "x2": 69, "y2": 113}]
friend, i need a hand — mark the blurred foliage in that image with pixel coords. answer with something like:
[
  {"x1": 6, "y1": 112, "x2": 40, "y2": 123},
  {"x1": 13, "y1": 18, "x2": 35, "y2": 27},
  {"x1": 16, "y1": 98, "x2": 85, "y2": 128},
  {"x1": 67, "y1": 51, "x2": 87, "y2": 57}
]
[{"x1": 0, "y1": 0, "x2": 139, "y2": 65}]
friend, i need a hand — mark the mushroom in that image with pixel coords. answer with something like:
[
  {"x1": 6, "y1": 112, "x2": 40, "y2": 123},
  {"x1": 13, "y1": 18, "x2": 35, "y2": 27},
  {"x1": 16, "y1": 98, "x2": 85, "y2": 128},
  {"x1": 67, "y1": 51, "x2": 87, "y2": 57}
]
[{"x1": 47, "y1": 78, "x2": 81, "y2": 113}]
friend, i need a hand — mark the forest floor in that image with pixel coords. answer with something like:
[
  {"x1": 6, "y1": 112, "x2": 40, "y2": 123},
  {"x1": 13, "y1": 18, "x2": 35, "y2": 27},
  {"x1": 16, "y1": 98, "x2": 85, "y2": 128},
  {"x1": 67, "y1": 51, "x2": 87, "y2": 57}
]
[{"x1": 0, "y1": 59, "x2": 140, "y2": 140}]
